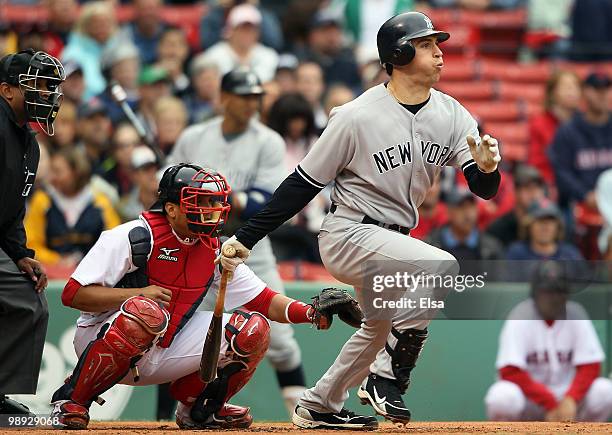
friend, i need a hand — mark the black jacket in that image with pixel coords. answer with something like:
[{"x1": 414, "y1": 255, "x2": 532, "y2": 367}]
[{"x1": 0, "y1": 97, "x2": 39, "y2": 262}]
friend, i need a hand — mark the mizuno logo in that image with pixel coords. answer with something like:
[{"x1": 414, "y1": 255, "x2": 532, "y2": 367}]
[
  {"x1": 247, "y1": 324, "x2": 257, "y2": 336},
  {"x1": 158, "y1": 247, "x2": 179, "y2": 262}
]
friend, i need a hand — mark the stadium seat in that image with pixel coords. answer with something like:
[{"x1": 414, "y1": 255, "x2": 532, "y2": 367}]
[
  {"x1": 464, "y1": 101, "x2": 521, "y2": 122},
  {"x1": 437, "y1": 81, "x2": 495, "y2": 101},
  {"x1": 500, "y1": 142, "x2": 528, "y2": 162},
  {"x1": 440, "y1": 62, "x2": 477, "y2": 81},
  {"x1": 498, "y1": 82, "x2": 545, "y2": 104},
  {"x1": 481, "y1": 61, "x2": 551, "y2": 83},
  {"x1": 486, "y1": 122, "x2": 529, "y2": 144},
  {"x1": 460, "y1": 9, "x2": 527, "y2": 29}
]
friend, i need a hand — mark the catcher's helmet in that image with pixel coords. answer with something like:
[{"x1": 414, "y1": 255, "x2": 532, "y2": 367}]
[
  {"x1": 0, "y1": 49, "x2": 66, "y2": 135},
  {"x1": 151, "y1": 164, "x2": 232, "y2": 245},
  {"x1": 377, "y1": 12, "x2": 449, "y2": 68},
  {"x1": 221, "y1": 67, "x2": 265, "y2": 96}
]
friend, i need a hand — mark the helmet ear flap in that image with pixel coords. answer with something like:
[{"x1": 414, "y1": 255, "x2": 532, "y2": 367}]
[{"x1": 392, "y1": 39, "x2": 415, "y2": 66}]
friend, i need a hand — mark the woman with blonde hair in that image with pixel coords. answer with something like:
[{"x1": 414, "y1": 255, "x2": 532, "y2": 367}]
[
  {"x1": 62, "y1": 1, "x2": 124, "y2": 99},
  {"x1": 153, "y1": 95, "x2": 189, "y2": 155},
  {"x1": 25, "y1": 148, "x2": 120, "y2": 268}
]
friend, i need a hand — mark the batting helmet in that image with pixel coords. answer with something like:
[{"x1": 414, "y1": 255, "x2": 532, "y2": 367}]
[
  {"x1": 151, "y1": 164, "x2": 232, "y2": 245},
  {"x1": 377, "y1": 12, "x2": 450, "y2": 68},
  {"x1": 221, "y1": 67, "x2": 265, "y2": 96}
]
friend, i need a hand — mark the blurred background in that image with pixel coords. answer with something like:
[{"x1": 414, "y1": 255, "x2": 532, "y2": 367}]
[{"x1": 3, "y1": 0, "x2": 611, "y2": 422}]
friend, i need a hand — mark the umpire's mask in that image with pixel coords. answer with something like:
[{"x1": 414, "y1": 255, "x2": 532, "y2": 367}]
[{"x1": 17, "y1": 50, "x2": 66, "y2": 135}]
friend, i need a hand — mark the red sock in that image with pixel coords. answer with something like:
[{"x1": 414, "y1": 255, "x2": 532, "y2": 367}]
[
  {"x1": 286, "y1": 300, "x2": 313, "y2": 324},
  {"x1": 170, "y1": 371, "x2": 207, "y2": 406}
]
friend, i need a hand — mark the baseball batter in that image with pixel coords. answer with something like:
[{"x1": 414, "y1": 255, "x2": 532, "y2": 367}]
[
  {"x1": 48, "y1": 164, "x2": 362, "y2": 430},
  {"x1": 168, "y1": 67, "x2": 308, "y2": 416},
  {"x1": 218, "y1": 12, "x2": 502, "y2": 429},
  {"x1": 485, "y1": 261, "x2": 612, "y2": 422}
]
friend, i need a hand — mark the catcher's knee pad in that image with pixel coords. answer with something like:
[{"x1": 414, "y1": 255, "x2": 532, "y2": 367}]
[
  {"x1": 385, "y1": 327, "x2": 428, "y2": 393},
  {"x1": 53, "y1": 296, "x2": 168, "y2": 406},
  {"x1": 224, "y1": 310, "x2": 271, "y2": 362}
]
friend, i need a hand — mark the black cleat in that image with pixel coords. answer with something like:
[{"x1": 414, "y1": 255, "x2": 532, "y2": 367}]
[
  {"x1": 0, "y1": 395, "x2": 34, "y2": 416},
  {"x1": 292, "y1": 404, "x2": 378, "y2": 430},
  {"x1": 358, "y1": 373, "x2": 411, "y2": 424}
]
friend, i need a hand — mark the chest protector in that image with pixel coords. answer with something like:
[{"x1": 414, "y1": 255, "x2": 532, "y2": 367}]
[{"x1": 139, "y1": 212, "x2": 218, "y2": 348}]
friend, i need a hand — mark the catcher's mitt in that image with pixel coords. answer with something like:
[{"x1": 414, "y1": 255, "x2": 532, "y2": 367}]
[{"x1": 310, "y1": 288, "x2": 363, "y2": 330}]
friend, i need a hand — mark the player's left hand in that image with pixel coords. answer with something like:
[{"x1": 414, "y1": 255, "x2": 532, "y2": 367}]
[
  {"x1": 467, "y1": 134, "x2": 501, "y2": 173},
  {"x1": 16, "y1": 257, "x2": 48, "y2": 292},
  {"x1": 309, "y1": 288, "x2": 363, "y2": 330},
  {"x1": 214, "y1": 235, "x2": 251, "y2": 278}
]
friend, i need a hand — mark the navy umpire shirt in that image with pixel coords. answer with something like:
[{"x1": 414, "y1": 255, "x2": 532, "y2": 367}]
[{"x1": 0, "y1": 97, "x2": 39, "y2": 262}]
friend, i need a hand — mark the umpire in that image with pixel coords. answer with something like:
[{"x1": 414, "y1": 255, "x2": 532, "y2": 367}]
[{"x1": 0, "y1": 49, "x2": 65, "y2": 414}]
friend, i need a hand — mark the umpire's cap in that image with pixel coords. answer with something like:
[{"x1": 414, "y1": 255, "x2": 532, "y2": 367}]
[
  {"x1": 377, "y1": 12, "x2": 449, "y2": 67},
  {"x1": 221, "y1": 67, "x2": 265, "y2": 96}
]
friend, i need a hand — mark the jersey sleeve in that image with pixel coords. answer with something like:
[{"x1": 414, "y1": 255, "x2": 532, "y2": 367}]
[
  {"x1": 71, "y1": 220, "x2": 145, "y2": 287},
  {"x1": 495, "y1": 320, "x2": 529, "y2": 370},
  {"x1": 297, "y1": 106, "x2": 356, "y2": 187},
  {"x1": 572, "y1": 319, "x2": 605, "y2": 366},
  {"x1": 445, "y1": 104, "x2": 480, "y2": 170},
  {"x1": 210, "y1": 263, "x2": 267, "y2": 311}
]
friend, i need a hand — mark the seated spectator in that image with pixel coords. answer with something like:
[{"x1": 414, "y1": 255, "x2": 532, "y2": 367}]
[
  {"x1": 97, "y1": 42, "x2": 141, "y2": 125},
  {"x1": 154, "y1": 26, "x2": 191, "y2": 97},
  {"x1": 183, "y1": 55, "x2": 221, "y2": 124},
  {"x1": 324, "y1": 84, "x2": 355, "y2": 117},
  {"x1": 76, "y1": 98, "x2": 113, "y2": 172},
  {"x1": 118, "y1": 146, "x2": 160, "y2": 222},
  {"x1": 524, "y1": 0, "x2": 573, "y2": 59},
  {"x1": 122, "y1": 0, "x2": 167, "y2": 65},
  {"x1": 61, "y1": 60, "x2": 86, "y2": 105},
  {"x1": 62, "y1": 1, "x2": 123, "y2": 99},
  {"x1": 152, "y1": 96, "x2": 189, "y2": 155},
  {"x1": 427, "y1": 190, "x2": 503, "y2": 270},
  {"x1": 202, "y1": 3, "x2": 279, "y2": 82},
  {"x1": 528, "y1": 71, "x2": 580, "y2": 191},
  {"x1": 296, "y1": 61, "x2": 327, "y2": 131},
  {"x1": 45, "y1": 0, "x2": 79, "y2": 58},
  {"x1": 506, "y1": 199, "x2": 583, "y2": 261},
  {"x1": 487, "y1": 165, "x2": 547, "y2": 247},
  {"x1": 24, "y1": 148, "x2": 120, "y2": 268},
  {"x1": 485, "y1": 261, "x2": 612, "y2": 422},
  {"x1": 137, "y1": 66, "x2": 173, "y2": 141},
  {"x1": 570, "y1": 0, "x2": 612, "y2": 61},
  {"x1": 275, "y1": 53, "x2": 299, "y2": 94},
  {"x1": 200, "y1": 0, "x2": 284, "y2": 51},
  {"x1": 549, "y1": 72, "x2": 612, "y2": 210},
  {"x1": 412, "y1": 176, "x2": 448, "y2": 240},
  {"x1": 100, "y1": 123, "x2": 142, "y2": 198},
  {"x1": 300, "y1": 10, "x2": 362, "y2": 92}
]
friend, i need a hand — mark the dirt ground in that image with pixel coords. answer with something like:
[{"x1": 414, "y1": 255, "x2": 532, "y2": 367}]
[{"x1": 2, "y1": 421, "x2": 611, "y2": 434}]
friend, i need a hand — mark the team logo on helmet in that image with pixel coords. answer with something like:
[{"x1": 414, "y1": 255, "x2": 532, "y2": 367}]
[{"x1": 423, "y1": 15, "x2": 434, "y2": 30}]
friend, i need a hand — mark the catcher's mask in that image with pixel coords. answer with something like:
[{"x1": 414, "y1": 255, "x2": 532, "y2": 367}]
[
  {"x1": 152, "y1": 164, "x2": 232, "y2": 248},
  {"x1": 1, "y1": 49, "x2": 66, "y2": 135}
]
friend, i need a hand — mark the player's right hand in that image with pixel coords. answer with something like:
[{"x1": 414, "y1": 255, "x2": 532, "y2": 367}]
[
  {"x1": 214, "y1": 235, "x2": 251, "y2": 276},
  {"x1": 140, "y1": 285, "x2": 173, "y2": 307}
]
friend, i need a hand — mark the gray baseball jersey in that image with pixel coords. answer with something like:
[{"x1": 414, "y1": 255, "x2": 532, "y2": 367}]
[
  {"x1": 297, "y1": 84, "x2": 479, "y2": 229},
  {"x1": 167, "y1": 116, "x2": 286, "y2": 272}
]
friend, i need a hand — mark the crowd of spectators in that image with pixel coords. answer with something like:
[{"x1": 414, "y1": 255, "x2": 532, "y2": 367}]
[{"x1": 0, "y1": 0, "x2": 610, "y2": 276}]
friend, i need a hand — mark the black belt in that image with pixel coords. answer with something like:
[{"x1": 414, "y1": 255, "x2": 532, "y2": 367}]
[{"x1": 330, "y1": 204, "x2": 410, "y2": 235}]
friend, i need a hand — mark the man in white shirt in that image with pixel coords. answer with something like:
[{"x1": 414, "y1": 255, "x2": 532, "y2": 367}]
[{"x1": 202, "y1": 3, "x2": 279, "y2": 82}]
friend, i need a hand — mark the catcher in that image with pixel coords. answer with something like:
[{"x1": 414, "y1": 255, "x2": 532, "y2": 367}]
[{"x1": 50, "y1": 163, "x2": 362, "y2": 429}]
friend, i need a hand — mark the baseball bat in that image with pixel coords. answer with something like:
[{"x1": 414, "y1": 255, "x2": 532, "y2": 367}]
[
  {"x1": 109, "y1": 81, "x2": 166, "y2": 166},
  {"x1": 199, "y1": 245, "x2": 236, "y2": 382}
]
